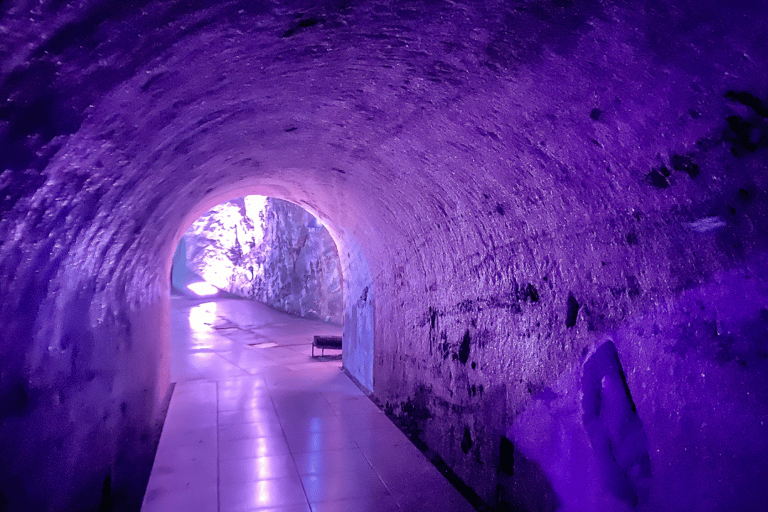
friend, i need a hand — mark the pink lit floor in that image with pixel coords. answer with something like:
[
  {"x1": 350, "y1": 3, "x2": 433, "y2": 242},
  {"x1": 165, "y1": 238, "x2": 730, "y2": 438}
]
[{"x1": 141, "y1": 296, "x2": 476, "y2": 512}]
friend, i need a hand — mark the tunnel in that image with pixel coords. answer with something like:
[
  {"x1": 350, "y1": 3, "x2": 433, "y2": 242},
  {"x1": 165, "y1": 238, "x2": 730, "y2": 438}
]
[
  {"x1": 1, "y1": 0, "x2": 767, "y2": 510},
  {"x1": 174, "y1": 195, "x2": 345, "y2": 326}
]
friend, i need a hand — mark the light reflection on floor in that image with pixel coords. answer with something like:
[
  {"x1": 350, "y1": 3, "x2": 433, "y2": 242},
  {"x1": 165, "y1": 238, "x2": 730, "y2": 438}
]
[
  {"x1": 141, "y1": 296, "x2": 476, "y2": 512},
  {"x1": 188, "y1": 301, "x2": 219, "y2": 331}
]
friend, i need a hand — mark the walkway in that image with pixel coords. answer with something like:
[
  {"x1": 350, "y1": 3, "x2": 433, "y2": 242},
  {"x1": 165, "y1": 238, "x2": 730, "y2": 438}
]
[{"x1": 141, "y1": 296, "x2": 477, "y2": 512}]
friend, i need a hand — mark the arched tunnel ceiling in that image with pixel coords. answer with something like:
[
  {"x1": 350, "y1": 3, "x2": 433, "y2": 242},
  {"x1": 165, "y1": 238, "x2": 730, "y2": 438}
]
[
  {"x1": 1, "y1": 0, "x2": 768, "y2": 510},
  {"x1": 3, "y1": 0, "x2": 766, "y2": 315}
]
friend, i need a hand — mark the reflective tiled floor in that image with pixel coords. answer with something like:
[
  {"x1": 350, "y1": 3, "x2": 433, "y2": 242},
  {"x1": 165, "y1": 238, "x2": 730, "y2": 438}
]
[{"x1": 141, "y1": 296, "x2": 476, "y2": 512}]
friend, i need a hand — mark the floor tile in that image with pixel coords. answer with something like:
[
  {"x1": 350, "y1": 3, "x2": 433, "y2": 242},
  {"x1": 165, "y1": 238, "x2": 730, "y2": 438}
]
[
  {"x1": 285, "y1": 429, "x2": 358, "y2": 453},
  {"x1": 219, "y1": 436, "x2": 292, "y2": 459},
  {"x1": 280, "y1": 414, "x2": 346, "y2": 435},
  {"x1": 359, "y1": 438, "x2": 429, "y2": 476},
  {"x1": 309, "y1": 494, "x2": 402, "y2": 512},
  {"x1": 144, "y1": 461, "x2": 217, "y2": 494},
  {"x1": 219, "y1": 418, "x2": 286, "y2": 441},
  {"x1": 219, "y1": 407, "x2": 282, "y2": 425},
  {"x1": 348, "y1": 423, "x2": 411, "y2": 449},
  {"x1": 219, "y1": 454, "x2": 300, "y2": 484},
  {"x1": 220, "y1": 477, "x2": 308, "y2": 511},
  {"x1": 300, "y1": 466, "x2": 390, "y2": 503},
  {"x1": 218, "y1": 376, "x2": 269, "y2": 389},
  {"x1": 273, "y1": 398, "x2": 336, "y2": 419},
  {"x1": 330, "y1": 397, "x2": 381, "y2": 417},
  {"x1": 143, "y1": 297, "x2": 476, "y2": 512},
  {"x1": 218, "y1": 393, "x2": 276, "y2": 413},
  {"x1": 394, "y1": 489, "x2": 477, "y2": 512},
  {"x1": 240, "y1": 506, "x2": 311, "y2": 512},
  {"x1": 374, "y1": 459, "x2": 450, "y2": 498},
  {"x1": 156, "y1": 423, "x2": 216, "y2": 445},
  {"x1": 293, "y1": 447, "x2": 373, "y2": 476},
  {"x1": 151, "y1": 442, "x2": 217, "y2": 470},
  {"x1": 164, "y1": 403, "x2": 218, "y2": 429},
  {"x1": 142, "y1": 484, "x2": 217, "y2": 512},
  {"x1": 340, "y1": 410, "x2": 396, "y2": 432}
]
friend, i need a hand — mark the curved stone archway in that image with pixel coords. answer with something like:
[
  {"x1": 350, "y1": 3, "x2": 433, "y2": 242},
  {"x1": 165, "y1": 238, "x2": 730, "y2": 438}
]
[
  {"x1": 169, "y1": 188, "x2": 375, "y2": 391},
  {"x1": 1, "y1": 1, "x2": 768, "y2": 511},
  {"x1": 177, "y1": 197, "x2": 344, "y2": 325}
]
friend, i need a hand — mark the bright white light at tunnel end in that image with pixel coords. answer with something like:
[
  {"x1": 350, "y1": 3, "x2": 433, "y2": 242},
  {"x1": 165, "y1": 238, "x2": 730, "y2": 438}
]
[{"x1": 187, "y1": 282, "x2": 220, "y2": 296}]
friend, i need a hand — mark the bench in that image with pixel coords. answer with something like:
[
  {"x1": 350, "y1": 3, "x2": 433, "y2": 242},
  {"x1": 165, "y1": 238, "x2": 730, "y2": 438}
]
[{"x1": 312, "y1": 335, "x2": 342, "y2": 357}]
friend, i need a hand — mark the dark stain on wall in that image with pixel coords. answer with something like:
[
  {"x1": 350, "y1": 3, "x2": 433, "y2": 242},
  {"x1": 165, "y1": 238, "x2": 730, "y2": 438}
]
[
  {"x1": 477, "y1": 127, "x2": 501, "y2": 142},
  {"x1": 429, "y1": 306, "x2": 439, "y2": 331},
  {"x1": 427, "y1": 306, "x2": 448, "y2": 358},
  {"x1": 282, "y1": 16, "x2": 323, "y2": 38},
  {"x1": 0, "y1": 377, "x2": 30, "y2": 419},
  {"x1": 458, "y1": 330, "x2": 471, "y2": 365},
  {"x1": 737, "y1": 187, "x2": 751, "y2": 202},
  {"x1": 496, "y1": 437, "x2": 561, "y2": 512},
  {"x1": 461, "y1": 426, "x2": 473, "y2": 454},
  {"x1": 725, "y1": 90, "x2": 768, "y2": 117},
  {"x1": 626, "y1": 275, "x2": 641, "y2": 298},
  {"x1": 393, "y1": 385, "x2": 434, "y2": 438},
  {"x1": 724, "y1": 115, "x2": 768, "y2": 156},
  {"x1": 498, "y1": 436, "x2": 515, "y2": 475},
  {"x1": 526, "y1": 381, "x2": 544, "y2": 395},
  {"x1": 645, "y1": 168, "x2": 669, "y2": 189},
  {"x1": 0, "y1": 66, "x2": 81, "y2": 175},
  {"x1": 723, "y1": 90, "x2": 768, "y2": 156},
  {"x1": 453, "y1": 282, "x2": 541, "y2": 318},
  {"x1": 523, "y1": 284, "x2": 540, "y2": 303},
  {"x1": 565, "y1": 293, "x2": 579, "y2": 328},
  {"x1": 99, "y1": 473, "x2": 113, "y2": 512},
  {"x1": 457, "y1": 296, "x2": 522, "y2": 315},
  {"x1": 670, "y1": 154, "x2": 700, "y2": 178}
]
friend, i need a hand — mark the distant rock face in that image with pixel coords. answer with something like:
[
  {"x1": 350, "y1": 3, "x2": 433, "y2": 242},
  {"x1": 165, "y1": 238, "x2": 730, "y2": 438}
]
[{"x1": 184, "y1": 196, "x2": 343, "y2": 325}]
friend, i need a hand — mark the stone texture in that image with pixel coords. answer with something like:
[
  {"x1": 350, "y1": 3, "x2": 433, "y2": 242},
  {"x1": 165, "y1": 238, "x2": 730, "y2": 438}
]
[
  {"x1": 0, "y1": 1, "x2": 767, "y2": 511},
  {"x1": 184, "y1": 196, "x2": 343, "y2": 324}
]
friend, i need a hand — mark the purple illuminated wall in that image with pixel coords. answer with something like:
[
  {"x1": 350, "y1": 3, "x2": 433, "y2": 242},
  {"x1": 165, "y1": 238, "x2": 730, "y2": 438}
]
[{"x1": 1, "y1": 0, "x2": 767, "y2": 510}]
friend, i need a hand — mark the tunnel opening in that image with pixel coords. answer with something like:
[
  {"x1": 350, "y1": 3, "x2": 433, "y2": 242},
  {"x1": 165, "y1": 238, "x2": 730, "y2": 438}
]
[
  {"x1": 164, "y1": 187, "x2": 376, "y2": 394},
  {"x1": 167, "y1": 194, "x2": 348, "y2": 388},
  {"x1": 172, "y1": 195, "x2": 344, "y2": 327},
  {"x1": 139, "y1": 188, "x2": 380, "y2": 510}
]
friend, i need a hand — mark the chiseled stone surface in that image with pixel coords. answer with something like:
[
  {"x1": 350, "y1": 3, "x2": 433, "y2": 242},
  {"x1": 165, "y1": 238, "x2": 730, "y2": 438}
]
[{"x1": 0, "y1": 0, "x2": 767, "y2": 510}]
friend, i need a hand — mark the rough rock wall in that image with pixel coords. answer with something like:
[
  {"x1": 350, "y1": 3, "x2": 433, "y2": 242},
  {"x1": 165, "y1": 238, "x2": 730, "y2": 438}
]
[
  {"x1": 185, "y1": 196, "x2": 343, "y2": 324},
  {"x1": 258, "y1": 198, "x2": 344, "y2": 324},
  {"x1": 0, "y1": 1, "x2": 767, "y2": 511},
  {"x1": 183, "y1": 196, "x2": 264, "y2": 295}
]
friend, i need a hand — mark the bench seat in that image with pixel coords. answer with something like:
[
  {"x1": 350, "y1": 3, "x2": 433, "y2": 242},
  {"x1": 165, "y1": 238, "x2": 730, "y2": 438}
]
[{"x1": 312, "y1": 335, "x2": 343, "y2": 357}]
